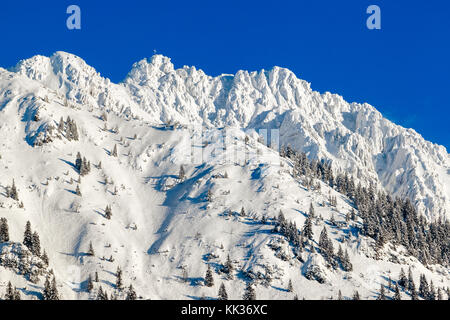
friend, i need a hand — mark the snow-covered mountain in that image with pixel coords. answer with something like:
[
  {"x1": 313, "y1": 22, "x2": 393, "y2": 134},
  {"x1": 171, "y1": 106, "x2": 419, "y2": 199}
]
[
  {"x1": 11, "y1": 52, "x2": 450, "y2": 221},
  {"x1": 0, "y1": 52, "x2": 448, "y2": 300}
]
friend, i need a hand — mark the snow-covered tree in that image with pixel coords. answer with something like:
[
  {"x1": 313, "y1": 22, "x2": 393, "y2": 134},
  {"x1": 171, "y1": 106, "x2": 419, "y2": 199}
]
[
  {"x1": 87, "y1": 275, "x2": 94, "y2": 293},
  {"x1": 23, "y1": 221, "x2": 33, "y2": 250},
  {"x1": 377, "y1": 284, "x2": 386, "y2": 300},
  {"x1": 111, "y1": 144, "x2": 118, "y2": 157},
  {"x1": 393, "y1": 284, "x2": 401, "y2": 300},
  {"x1": 31, "y1": 231, "x2": 41, "y2": 256},
  {"x1": 126, "y1": 284, "x2": 137, "y2": 300},
  {"x1": 205, "y1": 264, "x2": 214, "y2": 287},
  {"x1": 0, "y1": 217, "x2": 9, "y2": 242},
  {"x1": 116, "y1": 266, "x2": 123, "y2": 290},
  {"x1": 88, "y1": 241, "x2": 95, "y2": 256},
  {"x1": 218, "y1": 283, "x2": 228, "y2": 300},
  {"x1": 243, "y1": 282, "x2": 256, "y2": 300},
  {"x1": 105, "y1": 205, "x2": 112, "y2": 220}
]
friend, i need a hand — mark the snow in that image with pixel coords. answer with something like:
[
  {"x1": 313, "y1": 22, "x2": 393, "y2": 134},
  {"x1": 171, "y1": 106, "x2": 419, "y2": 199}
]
[{"x1": 0, "y1": 53, "x2": 448, "y2": 300}]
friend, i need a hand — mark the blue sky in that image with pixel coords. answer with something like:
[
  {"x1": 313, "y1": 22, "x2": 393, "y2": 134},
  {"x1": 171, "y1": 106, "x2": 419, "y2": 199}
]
[{"x1": 1, "y1": 0, "x2": 449, "y2": 149}]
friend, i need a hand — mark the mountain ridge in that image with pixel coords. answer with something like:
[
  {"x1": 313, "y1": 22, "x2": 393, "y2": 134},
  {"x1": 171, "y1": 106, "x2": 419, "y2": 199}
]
[{"x1": 6, "y1": 51, "x2": 450, "y2": 221}]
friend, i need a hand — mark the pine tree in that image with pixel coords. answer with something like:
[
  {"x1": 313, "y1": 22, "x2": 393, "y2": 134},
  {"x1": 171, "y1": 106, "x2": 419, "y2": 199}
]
[
  {"x1": 352, "y1": 291, "x2": 360, "y2": 300},
  {"x1": 179, "y1": 165, "x2": 185, "y2": 181},
  {"x1": 126, "y1": 284, "x2": 137, "y2": 300},
  {"x1": 337, "y1": 290, "x2": 343, "y2": 300},
  {"x1": 240, "y1": 206, "x2": 246, "y2": 217},
  {"x1": 205, "y1": 264, "x2": 214, "y2": 287},
  {"x1": 0, "y1": 217, "x2": 9, "y2": 242},
  {"x1": 88, "y1": 241, "x2": 95, "y2": 256},
  {"x1": 218, "y1": 283, "x2": 228, "y2": 300},
  {"x1": 43, "y1": 276, "x2": 59, "y2": 300},
  {"x1": 5, "y1": 282, "x2": 14, "y2": 300},
  {"x1": 31, "y1": 231, "x2": 41, "y2": 256},
  {"x1": 41, "y1": 250, "x2": 49, "y2": 266},
  {"x1": 207, "y1": 189, "x2": 213, "y2": 202},
  {"x1": 398, "y1": 268, "x2": 407, "y2": 288},
  {"x1": 95, "y1": 271, "x2": 99, "y2": 282},
  {"x1": 105, "y1": 205, "x2": 112, "y2": 219},
  {"x1": 75, "y1": 152, "x2": 82, "y2": 172},
  {"x1": 116, "y1": 266, "x2": 123, "y2": 290},
  {"x1": 377, "y1": 284, "x2": 386, "y2": 300},
  {"x1": 97, "y1": 286, "x2": 108, "y2": 300},
  {"x1": 75, "y1": 184, "x2": 82, "y2": 196},
  {"x1": 223, "y1": 254, "x2": 234, "y2": 278},
  {"x1": 111, "y1": 144, "x2": 118, "y2": 157},
  {"x1": 393, "y1": 284, "x2": 401, "y2": 300},
  {"x1": 87, "y1": 275, "x2": 94, "y2": 293},
  {"x1": 23, "y1": 221, "x2": 33, "y2": 250},
  {"x1": 9, "y1": 179, "x2": 19, "y2": 201},
  {"x1": 419, "y1": 274, "x2": 429, "y2": 298},
  {"x1": 437, "y1": 288, "x2": 444, "y2": 300},
  {"x1": 58, "y1": 117, "x2": 64, "y2": 132},
  {"x1": 287, "y1": 279, "x2": 293, "y2": 292},
  {"x1": 341, "y1": 250, "x2": 353, "y2": 272},
  {"x1": 243, "y1": 282, "x2": 256, "y2": 300},
  {"x1": 428, "y1": 280, "x2": 436, "y2": 300},
  {"x1": 13, "y1": 288, "x2": 21, "y2": 300},
  {"x1": 302, "y1": 216, "x2": 313, "y2": 240},
  {"x1": 411, "y1": 286, "x2": 419, "y2": 300},
  {"x1": 309, "y1": 203, "x2": 315, "y2": 218},
  {"x1": 407, "y1": 267, "x2": 415, "y2": 292}
]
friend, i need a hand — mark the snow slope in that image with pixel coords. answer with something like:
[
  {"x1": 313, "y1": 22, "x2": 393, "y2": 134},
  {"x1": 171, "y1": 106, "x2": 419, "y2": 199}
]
[{"x1": 0, "y1": 54, "x2": 448, "y2": 300}]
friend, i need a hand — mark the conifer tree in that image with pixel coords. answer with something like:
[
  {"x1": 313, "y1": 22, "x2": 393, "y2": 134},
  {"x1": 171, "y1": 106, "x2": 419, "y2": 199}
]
[
  {"x1": 105, "y1": 205, "x2": 112, "y2": 220},
  {"x1": 116, "y1": 266, "x2": 123, "y2": 290},
  {"x1": 309, "y1": 203, "x2": 315, "y2": 218},
  {"x1": 243, "y1": 282, "x2": 256, "y2": 300},
  {"x1": 51, "y1": 276, "x2": 59, "y2": 300},
  {"x1": 179, "y1": 165, "x2": 185, "y2": 181},
  {"x1": 31, "y1": 231, "x2": 41, "y2": 256},
  {"x1": 87, "y1": 275, "x2": 94, "y2": 293},
  {"x1": 95, "y1": 271, "x2": 99, "y2": 282},
  {"x1": 0, "y1": 217, "x2": 9, "y2": 242},
  {"x1": 352, "y1": 290, "x2": 360, "y2": 300},
  {"x1": 112, "y1": 144, "x2": 118, "y2": 157},
  {"x1": 218, "y1": 283, "x2": 228, "y2": 300},
  {"x1": 97, "y1": 286, "x2": 108, "y2": 300},
  {"x1": 337, "y1": 290, "x2": 343, "y2": 300},
  {"x1": 287, "y1": 279, "x2": 293, "y2": 292},
  {"x1": 75, "y1": 184, "x2": 82, "y2": 196},
  {"x1": 43, "y1": 276, "x2": 59, "y2": 300},
  {"x1": 428, "y1": 281, "x2": 436, "y2": 300},
  {"x1": 5, "y1": 282, "x2": 14, "y2": 300},
  {"x1": 75, "y1": 152, "x2": 82, "y2": 172},
  {"x1": 223, "y1": 254, "x2": 234, "y2": 279},
  {"x1": 302, "y1": 216, "x2": 313, "y2": 240},
  {"x1": 88, "y1": 241, "x2": 95, "y2": 256},
  {"x1": 58, "y1": 117, "x2": 64, "y2": 132},
  {"x1": 41, "y1": 250, "x2": 49, "y2": 266},
  {"x1": 9, "y1": 179, "x2": 19, "y2": 201},
  {"x1": 240, "y1": 206, "x2": 246, "y2": 217},
  {"x1": 407, "y1": 267, "x2": 415, "y2": 292},
  {"x1": 23, "y1": 221, "x2": 33, "y2": 250},
  {"x1": 398, "y1": 268, "x2": 407, "y2": 288},
  {"x1": 419, "y1": 274, "x2": 429, "y2": 298},
  {"x1": 205, "y1": 264, "x2": 214, "y2": 287},
  {"x1": 126, "y1": 284, "x2": 137, "y2": 300},
  {"x1": 437, "y1": 288, "x2": 443, "y2": 300},
  {"x1": 393, "y1": 284, "x2": 401, "y2": 300},
  {"x1": 411, "y1": 286, "x2": 419, "y2": 300},
  {"x1": 377, "y1": 284, "x2": 386, "y2": 300}
]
